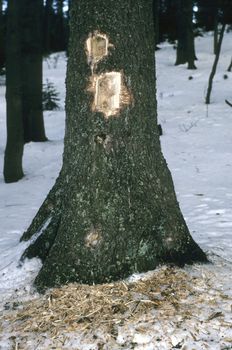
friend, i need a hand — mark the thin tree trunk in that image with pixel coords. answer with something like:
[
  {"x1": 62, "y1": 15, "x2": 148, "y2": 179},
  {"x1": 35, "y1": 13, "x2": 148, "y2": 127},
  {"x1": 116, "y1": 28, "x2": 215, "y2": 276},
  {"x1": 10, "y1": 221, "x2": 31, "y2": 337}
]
[
  {"x1": 227, "y1": 57, "x2": 232, "y2": 72},
  {"x1": 21, "y1": 0, "x2": 207, "y2": 292},
  {"x1": 4, "y1": 0, "x2": 24, "y2": 183},
  {"x1": 214, "y1": 16, "x2": 218, "y2": 54},
  {"x1": 213, "y1": 0, "x2": 219, "y2": 55},
  {"x1": 205, "y1": 23, "x2": 226, "y2": 104},
  {"x1": 225, "y1": 99, "x2": 232, "y2": 107}
]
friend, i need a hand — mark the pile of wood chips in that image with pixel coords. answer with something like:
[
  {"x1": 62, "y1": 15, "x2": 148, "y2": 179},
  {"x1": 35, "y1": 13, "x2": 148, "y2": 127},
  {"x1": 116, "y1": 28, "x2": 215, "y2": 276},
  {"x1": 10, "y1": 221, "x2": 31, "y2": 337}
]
[
  {"x1": 2, "y1": 267, "x2": 194, "y2": 337},
  {"x1": 2, "y1": 263, "x2": 232, "y2": 350}
]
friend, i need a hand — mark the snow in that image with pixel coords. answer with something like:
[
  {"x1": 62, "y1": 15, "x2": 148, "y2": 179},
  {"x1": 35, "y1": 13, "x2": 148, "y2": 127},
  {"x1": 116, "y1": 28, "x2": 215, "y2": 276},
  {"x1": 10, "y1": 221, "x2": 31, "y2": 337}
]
[{"x1": 0, "y1": 34, "x2": 232, "y2": 349}]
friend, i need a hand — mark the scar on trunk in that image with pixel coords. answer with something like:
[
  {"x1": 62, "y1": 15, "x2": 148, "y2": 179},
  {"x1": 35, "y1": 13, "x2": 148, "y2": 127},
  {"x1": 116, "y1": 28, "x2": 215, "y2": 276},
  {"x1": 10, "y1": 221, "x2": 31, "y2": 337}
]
[
  {"x1": 85, "y1": 227, "x2": 102, "y2": 249},
  {"x1": 86, "y1": 31, "x2": 113, "y2": 72},
  {"x1": 86, "y1": 32, "x2": 132, "y2": 118},
  {"x1": 94, "y1": 133, "x2": 113, "y2": 152},
  {"x1": 88, "y1": 71, "x2": 132, "y2": 118}
]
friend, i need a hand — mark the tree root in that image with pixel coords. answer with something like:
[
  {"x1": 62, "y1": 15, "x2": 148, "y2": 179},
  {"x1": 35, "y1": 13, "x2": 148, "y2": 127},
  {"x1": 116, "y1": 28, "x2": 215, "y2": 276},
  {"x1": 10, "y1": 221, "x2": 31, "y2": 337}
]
[
  {"x1": 21, "y1": 215, "x2": 61, "y2": 263},
  {"x1": 20, "y1": 175, "x2": 62, "y2": 242}
]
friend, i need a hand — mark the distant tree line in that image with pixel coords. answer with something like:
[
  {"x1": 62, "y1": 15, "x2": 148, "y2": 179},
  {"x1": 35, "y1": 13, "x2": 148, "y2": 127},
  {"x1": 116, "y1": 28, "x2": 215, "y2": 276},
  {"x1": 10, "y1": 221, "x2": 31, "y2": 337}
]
[
  {"x1": 153, "y1": 0, "x2": 232, "y2": 44},
  {"x1": 0, "y1": 0, "x2": 69, "y2": 73},
  {"x1": 1, "y1": 0, "x2": 232, "y2": 73}
]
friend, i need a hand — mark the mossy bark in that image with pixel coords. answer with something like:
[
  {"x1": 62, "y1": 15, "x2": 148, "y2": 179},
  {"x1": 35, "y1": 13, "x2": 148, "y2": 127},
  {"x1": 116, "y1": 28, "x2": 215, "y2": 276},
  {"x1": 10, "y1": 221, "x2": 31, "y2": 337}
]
[
  {"x1": 22, "y1": 0, "x2": 207, "y2": 291},
  {"x1": 175, "y1": 0, "x2": 197, "y2": 70}
]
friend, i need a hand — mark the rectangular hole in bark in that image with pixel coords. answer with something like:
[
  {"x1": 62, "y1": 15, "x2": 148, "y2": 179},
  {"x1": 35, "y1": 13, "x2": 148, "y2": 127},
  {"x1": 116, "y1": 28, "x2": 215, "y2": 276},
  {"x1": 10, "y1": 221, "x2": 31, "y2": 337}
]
[
  {"x1": 95, "y1": 72, "x2": 121, "y2": 117},
  {"x1": 86, "y1": 32, "x2": 110, "y2": 70}
]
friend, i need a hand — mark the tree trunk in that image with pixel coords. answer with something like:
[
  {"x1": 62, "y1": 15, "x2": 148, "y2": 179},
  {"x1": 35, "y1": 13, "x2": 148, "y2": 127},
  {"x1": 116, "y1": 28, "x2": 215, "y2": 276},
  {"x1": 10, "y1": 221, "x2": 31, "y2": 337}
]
[
  {"x1": 213, "y1": 14, "x2": 218, "y2": 55},
  {"x1": 54, "y1": 0, "x2": 66, "y2": 51},
  {"x1": 21, "y1": 0, "x2": 47, "y2": 143},
  {"x1": 153, "y1": 0, "x2": 160, "y2": 48},
  {"x1": 4, "y1": 0, "x2": 24, "y2": 183},
  {"x1": 4, "y1": 0, "x2": 47, "y2": 182},
  {"x1": 205, "y1": 23, "x2": 226, "y2": 104},
  {"x1": 0, "y1": 0, "x2": 5, "y2": 71},
  {"x1": 175, "y1": 0, "x2": 197, "y2": 69},
  {"x1": 21, "y1": 0, "x2": 207, "y2": 292},
  {"x1": 227, "y1": 57, "x2": 232, "y2": 72},
  {"x1": 44, "y1": 0, "x2": 53, "y2": 54}
]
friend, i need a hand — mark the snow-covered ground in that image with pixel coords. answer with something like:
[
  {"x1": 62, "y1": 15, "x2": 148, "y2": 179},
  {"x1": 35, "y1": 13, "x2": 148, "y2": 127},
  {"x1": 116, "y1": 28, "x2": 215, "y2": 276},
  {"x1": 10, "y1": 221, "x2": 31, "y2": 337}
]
[{"x1": 0, "y1": 33, "x2": 231, "y2": 349}]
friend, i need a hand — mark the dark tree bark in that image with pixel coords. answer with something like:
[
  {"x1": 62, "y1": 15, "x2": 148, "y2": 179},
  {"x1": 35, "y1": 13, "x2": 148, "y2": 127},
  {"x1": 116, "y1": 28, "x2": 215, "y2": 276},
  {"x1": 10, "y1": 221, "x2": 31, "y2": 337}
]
[
  {"x1": 0, "y1": 0, "x2": 5, "y2": 71},
  {"x1": 227, "y1": 57, "x2": 232, "y2": 72},
  {"x1": 225, "y1": 99, "x2": 232, "y2": 107},
  {"x1": 0, "y1": 0, "x2": 3, "y2": 67},
  {"x1": 205, "y1": 23, "x2": 226, "y2": 104},
  {"x1": 153, "y1": 0, "x2": 160, "y2": 48},
  {"x1": 54, "y1": 0, "x2": 66, "y2": 51},
  {"x1": 43, "y1": 0, "x2": 54, "y2": 54},
  {"x1": 175, "y1": 0, "x2": 197, "y2": 69},
  {"x1": 4, "y1": 0, "x2": 24, "y2": 183},
  {"x1": 21, "y1": 0, "x2": 207, "y2": 292},
  {"x1": 213, "y1": 5, "x2": 219, "y2": 55},
  {"x1": 4, "y1": 0, "x2": 47, "y2": 183},
  {"x1": 21, "y1": 0, "x2": 47, "y2": 143},
  {"x1": 214, "y1": 19, "x2": 218, "y2": 55}
]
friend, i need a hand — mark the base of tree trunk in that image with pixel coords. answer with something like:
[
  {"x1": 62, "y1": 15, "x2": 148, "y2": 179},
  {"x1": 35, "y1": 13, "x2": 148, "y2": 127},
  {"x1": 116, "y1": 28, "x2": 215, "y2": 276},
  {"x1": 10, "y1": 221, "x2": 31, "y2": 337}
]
[
  {"x1": 4, "y1": 147, "x2": 24, "y2": 183},
  {"x1": 21, "y1": 174, "x2": 207, "y2": 292},
  {"x1": 175, "y1": 58, "x2": 197, "y2": 70},
  {"x1": 4, "y1": 170, "x2": 24, "y2": 183},
  {"x1": 24, "y1": 136, "x2": 48, "y2": 144},
  {"x1": 187, "y1": 62, "x2": 197, "y2": 70}
]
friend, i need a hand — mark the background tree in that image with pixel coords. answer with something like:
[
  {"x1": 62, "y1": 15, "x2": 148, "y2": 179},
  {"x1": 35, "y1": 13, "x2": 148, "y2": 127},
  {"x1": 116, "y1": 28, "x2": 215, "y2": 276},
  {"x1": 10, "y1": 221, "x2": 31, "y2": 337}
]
[
  {"x1": 43, "y1": 0, "x2": 54, "y2": 54},
  {"x1": 53, "y1": 0, "x2": 66, "y2": 52},
  {"x1": 159, "y1": 0, "x2": 177, "y2": 43},
  {"x1": 0, "y1": 0, "x2": 6, "y2": 72},
  {"x1": 21, "y1": 0, "x2": 47, "y2": 142},
  {"x1": 213, "y1": 1, "x2": 219, "y2": 54},
  {"x1": 4, "y1": 0, "x2": 47, "y2": 182},
  {"x1": 195, "y1": 0, "x2": 218, "y2": 31},
  {"x1": 227, "y1": 57, "x2": 232, "y2": 72},
  {"x1": 4, "y1": 0, "x2": 24, "y2": 183},
  {"x1": 175, "y1": 0, "x2": 197, "y2": 69},
  {"x1": 43, "y1": 0, "x2": 69, "y2": 54},
  {"x1": 21, "y1": 0, "x2": 207, "y2": 292},
  {"x1": 153, "y1": 0, "x2": 160, "y2": 48},
  {"x1": 205, "y1": 0, "x2": 230, "y2": 104},
  {"x1": 205, "y1": 22, "x2": 225, "y2": 104}
]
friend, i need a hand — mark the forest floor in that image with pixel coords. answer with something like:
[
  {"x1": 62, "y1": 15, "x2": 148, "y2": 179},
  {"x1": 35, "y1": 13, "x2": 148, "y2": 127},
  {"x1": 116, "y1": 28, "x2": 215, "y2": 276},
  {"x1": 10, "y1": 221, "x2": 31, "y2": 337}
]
[{"x1": 0, "y1": 32, "x2": 232, "y2": 349}]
